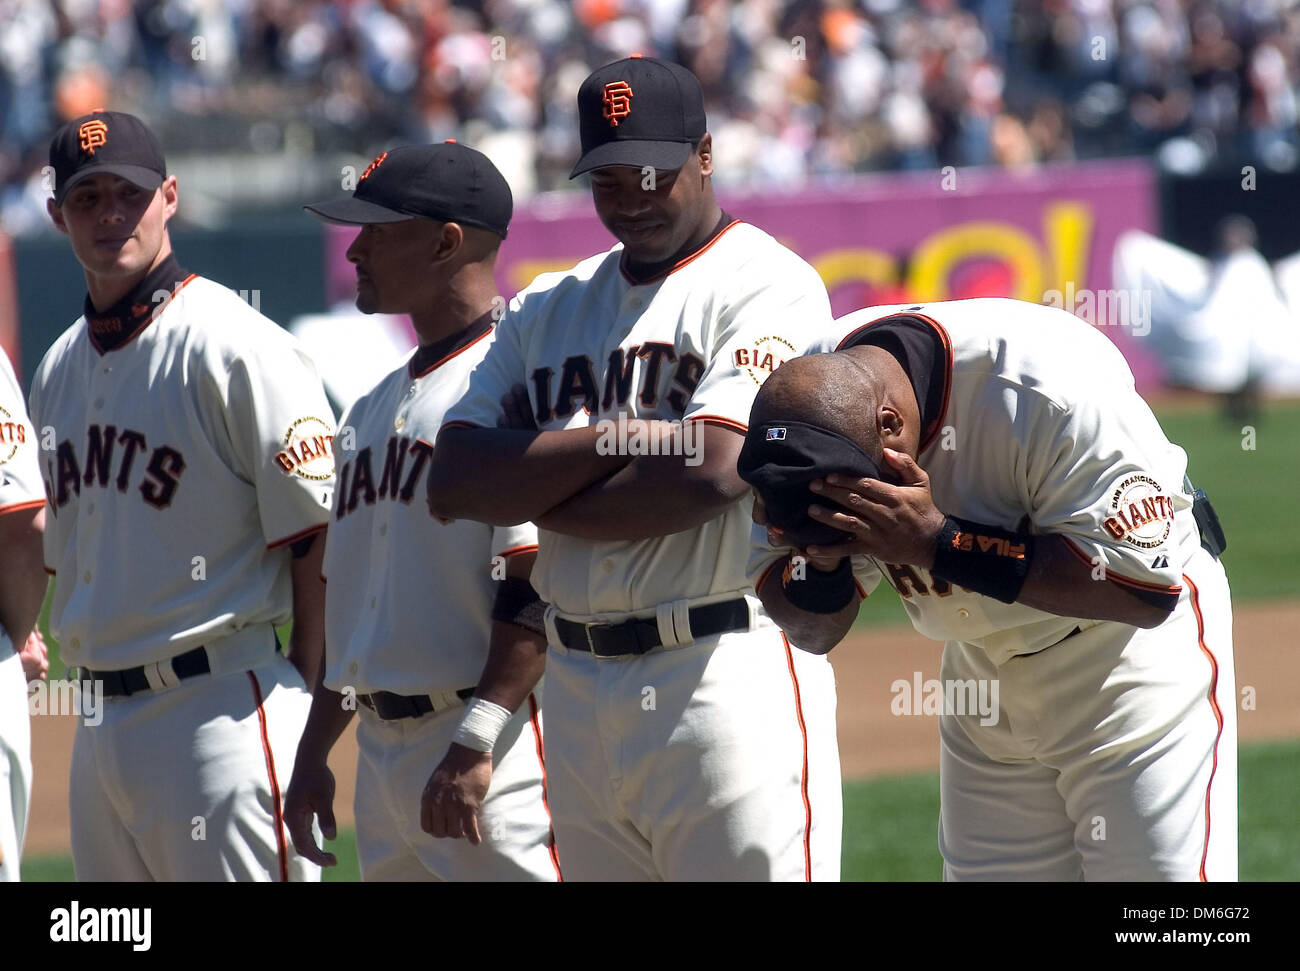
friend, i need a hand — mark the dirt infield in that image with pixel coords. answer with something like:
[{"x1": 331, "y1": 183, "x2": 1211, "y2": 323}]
[{"x1": 23, "y1": 601, "x2": 1300, "y2": 856}]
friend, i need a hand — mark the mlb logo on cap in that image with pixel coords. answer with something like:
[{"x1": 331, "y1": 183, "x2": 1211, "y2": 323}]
[{"x1": 766, "y1": 427, "x2": 787, "y2": 441}]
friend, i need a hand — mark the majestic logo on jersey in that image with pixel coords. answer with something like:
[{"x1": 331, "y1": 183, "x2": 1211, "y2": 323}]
[
  {"x1": 78, "y1": 119, "x2": 109, "y2": 155},
  {"x1": 0, "y1": 405, "x2": 28, "y2": 465},
  {"x1": 360, "y1": 152, "x2": 388, "y2": 181},
  {"x1": 602, "y1": 81, "x2": 633, "y2": 126},
  {"x1": 530, "y1": 343, "x2": 705, "y2": 422},
  {"x1": 1103, "y1": 473, "x2": 1174, "y2": 549},
  {"x1": 44, "y1": 425, "x2": 186, "y2": 513},
  {"x1": 734, "y1": 335, "x2": 795, "y2": 385},
  {"x1": 335, "y1": 436, "x2": 433, "y2": 520},
  {"x1": 275, "y1": 417, "x2": 335, "y2": 481}
]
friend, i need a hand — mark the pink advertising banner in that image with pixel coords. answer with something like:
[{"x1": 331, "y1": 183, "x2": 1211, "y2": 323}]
[{"x1": 325, "y1": 158, "x2": 1160, "y2": 380}]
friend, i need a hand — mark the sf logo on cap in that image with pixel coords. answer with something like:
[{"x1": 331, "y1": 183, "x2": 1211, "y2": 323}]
[
  {"x1": 79, "y1": 119, "x2": 109, "y2": 155},
  {"x1": 360, "y1": 151, "x2": 388, "y2": 181},
  {"x1": 766, "y1": 427, "x2": 787, "y2": 441},
  {"x1": 602, "y1": 81, "x2": 633, "y2": 127}
]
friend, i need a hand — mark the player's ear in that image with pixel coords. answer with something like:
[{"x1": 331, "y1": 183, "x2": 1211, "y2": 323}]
[
  {"x1": 696, "y1": 134, "x2": 713, "y2": 178},
  {"x1": 160, "y1": 175, "x2": 179, "y2": 221},
  {"x1": 877, "y1": 404, "x2": 906, "y2": 450},
  {"x1": 47, "y1": 198, "x2": 68, "y2": 235},
  {"x1": 432, "y1": 221, "x2": 463, "y2": 264}
]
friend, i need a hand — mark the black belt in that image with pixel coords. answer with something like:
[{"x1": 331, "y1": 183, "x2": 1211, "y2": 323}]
[
  {"x1": 86, "y1": 645, "x2": 212, "y2": 698},
  {"x1": 358, "y1": 687, "x2": 476, "y2": 720},
  {"x1": 555, "y1": 598, "x2": 750, "y2": 658}
]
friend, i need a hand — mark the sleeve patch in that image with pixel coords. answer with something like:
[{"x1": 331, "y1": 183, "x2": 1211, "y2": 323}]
[
  {"x1": 1102, "y1": 473, "x2": 1176, "y2": 549},
  {"x1": 274, "y1": 417, "x2": 336, "y2": 480},
  {"x1": 732, "y1": 335, "x2": 796, "y2": 386}
]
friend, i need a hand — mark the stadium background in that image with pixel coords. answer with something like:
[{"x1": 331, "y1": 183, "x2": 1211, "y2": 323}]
[{"x1": 2, "y1": 0, "x2": 1297, "y2": 880}]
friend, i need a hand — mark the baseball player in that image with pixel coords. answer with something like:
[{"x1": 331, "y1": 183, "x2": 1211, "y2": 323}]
[
  {"x1": 284, "y1": 142, "x2": 560, "y2": 881},
  {"x1": 0, "y1": 349, "x2": 48, "y2": 882},
  {"x1": 742, "y1": 297, "x2": 1236, "y2": 880},
  {"x1": 428, "y1": 56, "x2": 843, "y2": 881},
  {"x1": 29, "y1": 110, "x2": 333, "y2": 881}
]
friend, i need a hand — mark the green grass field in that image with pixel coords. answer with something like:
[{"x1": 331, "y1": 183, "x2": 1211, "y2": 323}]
[{"x1": 20, "y1": 400, "x2": 1300, "y2": 881}]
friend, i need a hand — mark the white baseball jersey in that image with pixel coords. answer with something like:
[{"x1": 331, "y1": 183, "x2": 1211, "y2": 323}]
[
  {"x1": 28, "y1": 275, "x2": 336, "y2": 669},
  {"x1": 752, "y1": 297, "x2": 1203, "y2": 665},
  {"x1": 0, "y1": 349, "x2": 43, "y2": 883},
  {"x1": 443, "y1": 219, "x2": 843, "y2": 881},
  {"x1": 752, "y1": 297, "x2": 1236, "y2": 880},
  {"x1": 444, "y1": 219, "x2": 833, "y2": 619},
  {"x1": 322, "y1": 327, "x2": 538, "y2": 696}
]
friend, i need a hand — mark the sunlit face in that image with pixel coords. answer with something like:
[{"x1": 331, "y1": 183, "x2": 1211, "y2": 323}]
[
  {"x1": 48, "y1": 173, "x2": 175, "y2": 281},
  {"x1": 344, "y1": 219, "x2": 443, "y2": 314},
  {"x1": 588, "y1": 137, "x2": 713, "y2": 264}
]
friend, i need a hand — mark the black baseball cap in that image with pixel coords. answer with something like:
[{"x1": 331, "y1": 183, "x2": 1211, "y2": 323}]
[
  {"x1": 305, "y1": 141, "x2": 513, "y2": 238},
  {"x1": 570, "y1": 55, "x2": 707, "y2": 179},
  {"x1": 737, "y1": 420, "x2": 887, "y2": 548},
  {"x1": 49, "y1": 109, "x2": 167, "y2": 205}
]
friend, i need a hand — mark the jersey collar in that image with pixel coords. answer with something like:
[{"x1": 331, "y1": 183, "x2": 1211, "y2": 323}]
[
  {"x1": 408, "y1": 310, "x2": 495, "y2": 379},
  {"x1": 84, "y1": 254, "x2": 196, "y2": 355},
  {"x1": 618, "y1": 211, "x2": 739, "y2": 287}
]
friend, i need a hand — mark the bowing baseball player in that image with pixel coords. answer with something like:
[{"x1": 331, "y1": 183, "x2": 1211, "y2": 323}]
[
  {"x1": 30, "y1": 110, "x2": 333, "y2": 881},
  {"x1": 743, "y1": 297, "x2": 1236, "y2": 880},
  {"x1": 428, "y1": 56, "x2": 842, "y2": 881},
  {"x1": 0, "y1": 349, "x2": 48, "y2": 881},
  {"x1": 285, "y1": 142, "x2": 560, "y2": 881}
]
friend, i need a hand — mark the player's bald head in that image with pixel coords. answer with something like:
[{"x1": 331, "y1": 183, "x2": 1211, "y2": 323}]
[{"x1": 752, "y1": 353, "x2": 884, "y2": 460}]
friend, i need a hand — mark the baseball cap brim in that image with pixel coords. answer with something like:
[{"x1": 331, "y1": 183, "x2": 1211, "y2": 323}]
[
  {"x1": 56, "y1": 164, "x2": 163, "y2": 204},
  {"x1": 302, "y1": 195, "x2": 416, "y2": 225},
  {"x1": 569, "y1": 139, "x2": 694, "y2": 179}
]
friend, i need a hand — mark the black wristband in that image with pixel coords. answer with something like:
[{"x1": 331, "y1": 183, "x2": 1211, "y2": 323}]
[
  {"x1": 930, "y1": 515, "x2": 1035, "y2": 604},
  {"x1": 492, "y1": 575, "x2": 547, "y2": 636},
  {"x1": 781, "y1": 555, "x2": 856, "y2": 615}
]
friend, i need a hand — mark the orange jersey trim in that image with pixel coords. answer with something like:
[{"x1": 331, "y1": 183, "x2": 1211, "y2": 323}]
[
  {"x1": 248, "y1": 671, "x2": 290, "y2": 882},
  {"x1": 89, "y1": 273, "x2": 199, "y2": 356},
  {"x1": 619, "y1": 219, "x2": 743, "y2": 286},
  {"x1": 437, "y1": 420, "x2": 482, "y2": 435},
  {"x1": 685, "y1": 415, "x2": 747, "y2": 434},
  {"x1": 409, "y1": 326, "x2": 494, "y2": 379},
  {"x1": 1060, "y1": 536, "x2": 1183, "y2": 594},
  {"x1": 527, "y1": 693, "x2": 563, "y2": 881},
  {"x1": 0, "y1": 498, "x2": 46, "y2": 516},
  {"x1": 497, "y1": 543, "x2": 538, "y2": 559},
  {"x1": 267, "y1": 522, "x2": 327, "y2": 551},
  {"x1": 835, "y1": 311, "x2": 954, "y2": 455},
  {"x1": 1184, "y1": 573, "x2": 1224, "y2": 882},
  {"x1": 780, "y1": 632, "x2": 813, "y2": 880}
]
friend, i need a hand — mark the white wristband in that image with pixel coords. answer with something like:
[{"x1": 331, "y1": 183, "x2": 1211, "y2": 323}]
[{"x1": 452, "y1": 697, "x2": 512, "y2": 753}]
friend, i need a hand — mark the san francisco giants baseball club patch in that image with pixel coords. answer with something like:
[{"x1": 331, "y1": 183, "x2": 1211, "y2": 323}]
[
  {"x1": 734, "y1": 335, "x2": 796, "y2": 386},
  {"x1": 275, "y1": 417, "x2": 335, "y2": 480},
  {"x1": 0, "y1": 404, "x2": 27, "y2": 465},
  {"x1": 1103, "y1": 473, "x2": 1175, "y2": 549}
]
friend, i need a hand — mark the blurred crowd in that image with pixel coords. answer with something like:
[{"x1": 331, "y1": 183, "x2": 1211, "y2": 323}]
[{"x1": 2, "y1": 0, "x2": 1298, "y2": 230}]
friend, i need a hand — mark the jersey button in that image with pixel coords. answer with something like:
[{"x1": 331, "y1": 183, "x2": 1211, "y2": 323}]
[
  {"x1": 348, "y1": 661, "x2": 357, "y2": 675},
  {"x1": 86, "y1": 503, "x2": 94, "y2": 515},
  {"x1": 957, "y1": 608, "x2": 970, "y2": 620},
  {"x1": 601, "y1": 558, "x2": 614, "y2": 572},
  {"x1": 378, "y1": 523, "x2": 387, "y2": 536},
  {"x1": 83, "y1": 571, "x2": 92, "y2": 583},
  {"x1": 629, "y1": 296, "x2": 643, "y2": 310},
  {"x1": 93, "y1": 398, "x2": 105, "y2": 409},
  {"x1": 394, "y1": 417, "x2": 405, "y2": 431},
  {"x1": 370, "y1": 597, "x2": 377, "y2": 609},
  {"x1": 70, "y1": 638, "x2": 81, "y2": 652}
]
